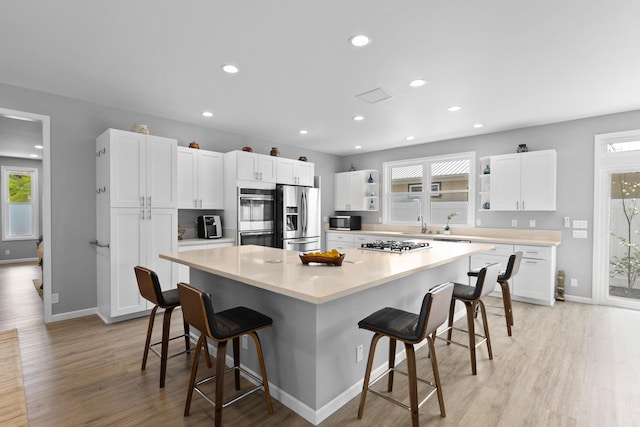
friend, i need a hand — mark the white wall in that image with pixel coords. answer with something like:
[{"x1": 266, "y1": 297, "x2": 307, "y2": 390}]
[{"x1": 341, "y1": 109, "x2": 640, "y2": 300}]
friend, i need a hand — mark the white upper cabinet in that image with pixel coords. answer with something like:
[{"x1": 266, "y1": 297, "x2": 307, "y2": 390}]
[
  {"x1": 490, "y1": 149, "x2": 556, "y2": 211},
  {"x1": 229, "y1": 150, "x2": 277, "y2": 183},
  {"x1": 334, "y1": 170, "x2": 379, "y2": 211},
  {"x1": 276, "y1": 157, "x2": 315, "y2": 186},
  {"x1": 177, "y1": 147, "x2": 224, "y2": 209},
  {"x1": 97, "y1": 129, "x2": 177, "y2": 209}
]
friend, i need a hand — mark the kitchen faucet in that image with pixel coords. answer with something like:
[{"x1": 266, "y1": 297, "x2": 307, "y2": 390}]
[{"x1": 417, "y1": 215, "x2": 427, "y2": 233}]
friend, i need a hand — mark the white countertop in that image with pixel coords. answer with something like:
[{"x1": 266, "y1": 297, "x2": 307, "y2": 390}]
[
  {"x1": 327, "y1": 227, "x2": 562, "y2": 247},
  {"x1": 178, "y1": 237, "x2": 235, "y2": 247},
  {"x1": 160, "y1": 241, "x2": 492, "y2": 304}
]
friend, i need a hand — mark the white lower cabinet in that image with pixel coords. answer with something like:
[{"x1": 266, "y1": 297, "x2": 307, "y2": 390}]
[
  {"x1": 97, "y1": 208, "x2": 177, "y2": 322},
  {"x1": 512, "y1": 245, "x2": 555, "y2": 304},
  {"x1": 325, "y1": 232, "x2": 355, "y2": 251},
  {"x1": 470, "y1": 243, "x2": 556, "y2": 306}
]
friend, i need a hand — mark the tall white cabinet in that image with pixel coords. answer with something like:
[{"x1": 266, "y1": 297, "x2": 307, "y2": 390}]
[{"x1": 96, "y1": 129, "x2": 178, "y2": 323}]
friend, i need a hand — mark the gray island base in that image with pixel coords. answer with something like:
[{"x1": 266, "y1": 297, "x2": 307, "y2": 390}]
[{"x1": 160, "y1": 242, "x2": 491, "y2": 425}]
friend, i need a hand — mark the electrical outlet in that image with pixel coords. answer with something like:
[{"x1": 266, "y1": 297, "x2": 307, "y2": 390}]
[
  {"x1": 573, "y1": 220, "x2": 588, "y2": 229},
  {"x1": 564, "y1": 217, "x2": 571, "y2": 228},
  {"x1": 51, "y1": 293, "x2": 59, "y2": 303},
  {"x1": 570, "y1": 278, "x2": 578, "y2": 287},
  {"x1": 511, "y1": 219, "x2": 517, "y2": 227},
  {"x1": 476, "y1": 218, "x2": 482, "y2": 226},
  {"x1": 356, "y1": 344, "x2": 364, "y2": 363},
  {"x1": 529, "y1": 219, "x2": 536, "y2": 228},
  {"x1": 4, "y1": 250, "x2": 9, "y2": 255},
  {"x1": 241, "y1": 335, "x2": 248, "y2": 350}
]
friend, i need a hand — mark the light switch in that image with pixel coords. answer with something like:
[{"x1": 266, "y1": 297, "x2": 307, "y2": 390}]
[
  {"x1": 573, "y1": 220, "x2": 588, "y2": 229},
  {"x1": 573, "y1": 230, "x2": 588, "y2": 239}
]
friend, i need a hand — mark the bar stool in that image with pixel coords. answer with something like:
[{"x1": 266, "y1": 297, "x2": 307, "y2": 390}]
[
  {"x1": 177, "y1": 282, "x2": 273, "y2": 427},
  {"x1": 468, "y1": 252, "x2": 522, "y2": 336},
  {"x1": 436, "y1": 263, "x2": 501, "y2": 375},
  {"x1": 357, "y1": 282, "x2": 454, "y2": 427},
  {"x1": 134, "y1": 266, "x2": 206, "y2": 388}
]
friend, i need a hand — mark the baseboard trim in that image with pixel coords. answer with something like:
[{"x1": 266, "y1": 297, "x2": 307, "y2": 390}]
[
  {"x1": 0, "y1": 257, "x2": 38, "y2": 265},
  {"x1": 563, "y1": 295, "x2": 594, "y2": 304},
  {"x1": 50, "y1": 307, "x2": 97, "y2": 322}
]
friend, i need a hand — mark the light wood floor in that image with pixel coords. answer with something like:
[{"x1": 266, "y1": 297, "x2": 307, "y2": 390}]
[{"x1": 3, "y1": 262, "x2": 640, "y2": 426}]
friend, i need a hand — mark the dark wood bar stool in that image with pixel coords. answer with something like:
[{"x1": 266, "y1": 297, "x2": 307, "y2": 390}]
[
  {"x1": 468, "y1": 252, "x2": 522, "y2": 336},
  {"x1": 436, "y1": 263, "x2": 501, "y2": 375},
  {"x1": 134, "y1": 266, "x2": 206, "y2": 388},
  {"x1": 357, "y1": 282, "x2": 454, "y2": 427},
  {"x1": 177, "y1": 282, "x2": 273, "y2": 427}
]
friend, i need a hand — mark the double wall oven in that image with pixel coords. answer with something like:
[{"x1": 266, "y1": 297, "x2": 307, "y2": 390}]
[{"x1": 237, "y1": 187, "x2": 276, "y2": 247}]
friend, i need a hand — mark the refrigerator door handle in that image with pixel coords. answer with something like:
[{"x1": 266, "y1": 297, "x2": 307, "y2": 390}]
[
  {"x1": 287, "y1": 239, "x2": 318, "y2": 245},
  {"x1": 301, "y1": 191, "x2": 307, "y2": 235}
]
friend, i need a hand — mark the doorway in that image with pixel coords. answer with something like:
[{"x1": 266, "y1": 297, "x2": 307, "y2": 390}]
[
  {"x1": 0, "y1": 107, "x2": 51, "y2": 322},
  {"x1": 594, "y1": 130, "x2": 640, "y2": 310}
]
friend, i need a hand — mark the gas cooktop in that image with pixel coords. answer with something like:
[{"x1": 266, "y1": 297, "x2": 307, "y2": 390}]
[{"x1": 359, "y1": 240, "x2": 430, "y2": 253}]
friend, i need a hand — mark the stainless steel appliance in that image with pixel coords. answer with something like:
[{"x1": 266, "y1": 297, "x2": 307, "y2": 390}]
[
  {"x1": 359, "y1": 240, "x2": 430, "y2": 253},
  {"x1": 197, "y1": 215, "x2": 222, "y2": 239},
  {"x1": 276, "y1": 185, "x2": 321, "y2": 252},
  {"x1": 237, "y1": 187, "x2": 276, "y2": 247},
  {"x1": 329, "y1": 215, "x2": 361, "y2": 231}
]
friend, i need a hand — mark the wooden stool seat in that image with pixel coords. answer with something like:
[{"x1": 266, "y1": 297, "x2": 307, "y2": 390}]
[
  {"x1": 436, "y1": 263, "x2": 501, "y2": 375},
  {"x1": 468, "y1": 252, "x2": 522, "y2": 336},
  {"x1": 357, "y1": 282, "x2": 454, "y2": 427},
  {"x1": 134, "y1": 266, "x2": 205, "y2": 388},
  {"x1": 178, "y1": 282, "x2": 273, "y2": 427}
]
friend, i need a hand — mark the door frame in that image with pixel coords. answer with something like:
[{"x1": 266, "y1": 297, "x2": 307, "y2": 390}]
[
  {"x1": 0, "y1": 107, "x2": 52, "y2": 322},
  {"x1": 593, "y1": 129, "x2": 640, "y2": 309}
]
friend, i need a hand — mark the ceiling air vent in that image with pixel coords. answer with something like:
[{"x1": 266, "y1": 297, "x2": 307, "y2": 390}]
[{"x1": 355, "y1": 87, "x2": 393, "y2": 104}]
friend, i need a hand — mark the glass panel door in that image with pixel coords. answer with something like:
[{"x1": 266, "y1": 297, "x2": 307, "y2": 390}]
[{"x1": 608, "y1": 172, "x2": 640, "y2": 302}]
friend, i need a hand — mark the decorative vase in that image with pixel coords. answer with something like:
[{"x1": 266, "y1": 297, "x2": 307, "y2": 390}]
[
  {"x1": 444, "y1": 229, "x2": 451, "y2": 235},
  {"x1": 367, "y1": 174, "x2": 374, "y2": 183},
  {"x1": 242, "y1": 146, "x2": 253, "y2": 152},
  {"x1": 348, "y1": 163, "x2": 356, "y2": 171},
  {"x1": 131, "y1": 123, "x2": 149, "y2": 134},
  {"x1": 270, "y1": 147, "x2": 280, "y2": 156},
  {"x1": 188, "y1": 141, "x2": 200, "y2": 149},
  {"x1": 517, "y1": 144, "x2": 528, "y2": 153},
  {"x1": 298, "y1": 156, "x2": 308, "y2": 162}
]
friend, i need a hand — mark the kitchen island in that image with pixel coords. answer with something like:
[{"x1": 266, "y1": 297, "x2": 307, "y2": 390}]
[{"x1": 160, "y1": 241, "x2": 492, "y2": 425}]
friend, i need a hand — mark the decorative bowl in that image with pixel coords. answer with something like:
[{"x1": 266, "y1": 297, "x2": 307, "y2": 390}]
[{"x1": 299, "y1": 253, "x2": 345, "y2": 266}]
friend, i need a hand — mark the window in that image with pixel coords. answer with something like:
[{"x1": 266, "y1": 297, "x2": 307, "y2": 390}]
[
  {"x1": 383, "y1": 152, "x2": 475, "y2": 227},
  {"x1": 2, "y1": 166, "x2": 38, "y2": 240}
]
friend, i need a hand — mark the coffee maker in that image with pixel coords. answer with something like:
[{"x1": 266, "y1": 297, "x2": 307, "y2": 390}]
[{"x1": 197, "y1": 215, "x2": 222, "y2": 239}]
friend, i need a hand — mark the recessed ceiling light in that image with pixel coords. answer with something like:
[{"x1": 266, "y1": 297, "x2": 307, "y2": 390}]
[
  {"x1": 349, "y1": 34, "x2": 371, "y2": 47},
  {"x1": 202, "y1": 111, "x2": 213, "y2": 117},
  {"x1": 222, "y1": 64, "x2": 239, "y2": 74},
  {"x1": 353, "y1": 115, "x2": 364, "y2": 121},
  {"x1": 35, "y1": 145, "x2": 43, "y2": 149},
  {"x1": 355, "y1": 145, "x2": 362, "y2": 149},
  {"x1": 409, "y1": 79, "x2": 427, "y2": 88},
  {"x1": 406, "y1": 136, "x2": 415, "y2": 141},
  {"x1": 473, "y1": 123, "x2": 484, "y2": 128},
  {"x1": 299, "y1": 129, "x2": 308, "y2": 135},
  {"x1": 447, "y1": 106, "x2": 462, "y2": 112}
]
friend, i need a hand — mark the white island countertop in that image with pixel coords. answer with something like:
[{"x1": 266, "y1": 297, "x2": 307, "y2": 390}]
[{"x1": 160, "y1": 241, "x2": 492, "y2": 304}]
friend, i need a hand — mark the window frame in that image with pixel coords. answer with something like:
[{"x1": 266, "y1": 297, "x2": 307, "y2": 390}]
[
  {"x1": 382, "y1": 151, "x2": 476, "y2": 227},
  {"x1": 1, "y1": 165, "x2": 39, "y2": 241}
]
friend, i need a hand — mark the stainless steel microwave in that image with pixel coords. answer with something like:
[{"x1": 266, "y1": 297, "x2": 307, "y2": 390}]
[{"x1": 329, "y1": 215, "x2": 361, "y2": 231}]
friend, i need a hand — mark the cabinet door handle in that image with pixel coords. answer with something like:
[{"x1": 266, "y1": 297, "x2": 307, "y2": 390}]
[
  {"x1": 140, "y1": 209, "x2": 145, "y2": 220},
  {"x1": 199, "y1": 199, "x2": 203, "y2": 208},
  {"x1": 522, "y1": 200, "x2": 525, "y2": 210},
  {"x1": 194, "y1": 199, "x2": 198, "y2": 208},
  {"x1": 96, "y1": 148, "x2": 106, "y2": 157},
  {"x1": 147, "y1": 209, "x2": 151, "y2": 219},
  {"x1": 147, "y1": 196, "x2": 152, "y2": 207}
]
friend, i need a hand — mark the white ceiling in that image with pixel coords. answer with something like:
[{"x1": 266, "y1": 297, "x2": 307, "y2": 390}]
[{"x1": 1, "y1": 1, "x2": 640, "y2": 156}]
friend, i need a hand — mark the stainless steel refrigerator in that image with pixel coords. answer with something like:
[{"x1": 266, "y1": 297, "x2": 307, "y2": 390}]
[{"x1": 276, "y1": 184, "x2": 321, "y2": 252}]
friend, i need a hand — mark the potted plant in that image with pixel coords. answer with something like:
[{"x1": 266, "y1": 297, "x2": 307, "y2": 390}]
[{"x1": 444, "y1": 212, "x2": 458, "y2": 235}]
